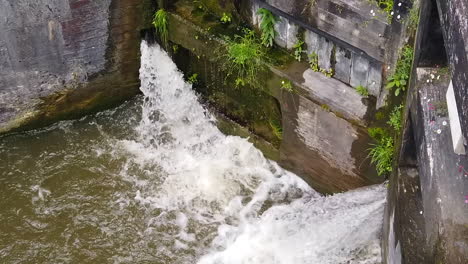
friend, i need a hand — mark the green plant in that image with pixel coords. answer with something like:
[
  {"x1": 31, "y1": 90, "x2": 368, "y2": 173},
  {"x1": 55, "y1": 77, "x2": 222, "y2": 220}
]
[
  {"x1": 309, "y1": 52, "x2": 319, "y2": 72},
  {"x1": 356, "y1": 85, "x2": 369, "y2": 97},
  {"x1": 153, "y1": 9, "x2": 168, "y2": 46},
  {"x1": 368, "y1": 127, "x2": 387, "y2": 141},
  {"x1": 281, "y1": 80, "x2": 293, "y2": 92},
  {"x1": 269, "y1": 120, "x2": 283, "y2": 140},
  {"x1": 308, "y1": 52, "x2": 334, "y2": 77},
  {"x1": 388, "y1": 104, "x2": 403, "y2": 131},
  {"x1": 386, "y1": 45, "x2": 414, "y2": 96},
  {"x1": 219, "y1": 29, "x2": 268, "y2": 89},
  {"x1": 321, "y1": 104, "x2": 330, "y2": 111},
  {"x1": 369, "y1": 135, "x2": 394, "y2": 176},
  {"x1": 188, "y1": 73, "x2": 199, "y2": 84},
  {"x1": 372, "y1": 0, "x2": 394, "y2": 21},
  {"x1": 257, "y1": 8, "x2": 278, "y2": 47},
  {"x1": 321, "y1": 68, "x2": 334, "y2": 78},
  {"x1": 408, "y1": 5, "x2": 420, "y2": 32},
  {"x1": 375, "y1": 111, "x2": 385, "y2": 121},
  {"x1": 221, "y1": 12, "x2": 232, "y2": 23},
  {"x1": 293, "y1": 41, "x2": 305, "y2": 61},
  {"x1": 172, "y1": 44, "x2": 179, "y2": 54}
]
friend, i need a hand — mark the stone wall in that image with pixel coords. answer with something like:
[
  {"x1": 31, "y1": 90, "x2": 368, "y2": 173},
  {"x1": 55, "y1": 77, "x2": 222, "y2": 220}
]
[
  {"x1": 0, "y1": 0, "x2": 154, "y2": 134},
  {"x1": 436, "y1": 0, "x2": 468, "y2": 143},
  {"x1": 251, "y1": 0, "x2": 386, "y2": 98},
  {"x1": 165, "y1": 1, "x2": 383, "y2": 193},
  {"x1": 383, "y1": 0, "x2": 468, "y2": 262}
]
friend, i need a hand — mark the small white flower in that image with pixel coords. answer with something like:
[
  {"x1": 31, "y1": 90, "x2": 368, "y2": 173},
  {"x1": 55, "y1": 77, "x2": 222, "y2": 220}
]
[
  {"x1": 370, "y1": 9, "x2": 374, "y2": 13},
  {"x1": 443, "y1": 121, "x2": 447, "y2": 126},
  {"x1": 430, "y1": 74, "x2": 435, "y2": 79},
  {"x1": 437, "y1": 75, "x2": 440, "y2": 80},
  {"x1": 372, "y1": 13, "x2": 376, "y2": 16},
  {"x1": 420, "y1": 211, "x2": 423, "y2": 215},
  {"x1": 427, "y1": 79, "x2": 430, "y2": 83},
  {"x1": 281, "y1": 81, "x2": 285, "y2": 84},
  {"x1": 387, "y1": 66, "x2": 391, "y2": 69},
  {"x1": 391, "y1": 11, "x2": 394, "y2": 15},
  {"x1": 397, "y1": 15, "x2": 401, "y2": 19},
  {"x1": 437, "y1": 129, "x2": 442, "y2": 134},
  {"x1": 398, "y1": 3, "x2": 402, "y2": 6}
]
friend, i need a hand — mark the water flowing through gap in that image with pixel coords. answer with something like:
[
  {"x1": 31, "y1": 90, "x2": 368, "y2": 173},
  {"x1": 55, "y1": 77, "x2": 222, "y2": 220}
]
[{"x1": 0, "y1": 41, "x2": 386, "y2": 264}]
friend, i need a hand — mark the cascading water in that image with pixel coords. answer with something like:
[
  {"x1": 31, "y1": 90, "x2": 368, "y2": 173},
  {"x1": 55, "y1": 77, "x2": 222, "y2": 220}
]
[{"x1": 0, "y1": 41, "x2": 386, "y2": 264}]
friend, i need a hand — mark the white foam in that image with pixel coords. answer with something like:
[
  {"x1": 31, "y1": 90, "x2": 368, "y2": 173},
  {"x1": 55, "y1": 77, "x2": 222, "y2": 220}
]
[{"x1": 117, "y1": 41, "x2": 386, "y2": 263}]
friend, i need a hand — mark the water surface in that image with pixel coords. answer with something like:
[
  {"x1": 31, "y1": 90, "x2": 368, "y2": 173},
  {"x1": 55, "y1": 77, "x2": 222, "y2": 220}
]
[{"x1": 0, "y1": 42, "x2": 386, "y2": 264}]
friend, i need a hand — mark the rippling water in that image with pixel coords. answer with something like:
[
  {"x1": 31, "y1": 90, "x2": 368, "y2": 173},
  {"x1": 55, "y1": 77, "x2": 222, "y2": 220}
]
[{"x1": 0, "y1": 42, "x2": 386, "y2": 264}]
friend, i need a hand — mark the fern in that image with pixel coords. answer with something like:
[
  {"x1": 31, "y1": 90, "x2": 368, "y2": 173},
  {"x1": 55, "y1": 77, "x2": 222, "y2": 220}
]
[{"x1": 257, "y1": 8, "x2": 278, "y2": 47}]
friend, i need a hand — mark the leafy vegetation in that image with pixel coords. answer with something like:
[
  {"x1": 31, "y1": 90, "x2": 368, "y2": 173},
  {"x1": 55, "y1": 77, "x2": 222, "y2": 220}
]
[
  {"x1": 378, "y1": 0, "x2": 394, "y2": 20},
  {"x1": 257, "y1": 8, "x2": 278, "y2": 47},
  {"x1": 269, "y1": 120, "x2": 283, "y2": 140},
  {"x1": 356, "y1": 85, "x2": 369, "y2": 97},
  {"x1": 293, "y1": 40, "x2": 305, "y2": 62},
  {"x1": 375, "y1": 111, "x2": 385, "y2": 121},
  {"x1": 368, "y1": 127, "x2": 386, "y2": 141},
  {"x1": 280, "y1": 80, "x2": 293, "y2": 92},
  {"x1": 407, "y1": 5, "x2": 420, "y2": 32},
  {"x1": 153, "y1": 9, "x2": 169, "y2": 46},
  {"x1": 367, "y1": 105, "x2": 404, "y2": 177},
  {"x1": 321, "y1": 104, "x2": 330, "y2": 111},
  {"x1": 369, "y1": 135, "x2": 394, "y2": 176},
  {"x1": 309, "y1": 52, "x2": 319, "y2": 72},
  {"x1": 188, "y1": 73, "x2": 199, "y2": 84},
  {"x1": 321, "y1": 68, "x2": 334, "y2": 78},
  {"x1": 386, "y1": 45, "x2": 414, "y2": 96},
  {"x1": 220, "y1": 12, "x2": 232, "y2": 24},
  {"x1": 308, "y1": 52, "x2": 334, "y2": 77},
  {"x1": 219, "y1": 29, "x2": 268, "y2": 89},
  {"x1": 387, "y1": 104, "x2": 403, "y2": 131}
]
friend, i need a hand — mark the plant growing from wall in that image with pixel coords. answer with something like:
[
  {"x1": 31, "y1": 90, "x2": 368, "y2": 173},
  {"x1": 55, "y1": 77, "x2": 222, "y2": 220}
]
[
  {"x1": 320, "y1": 68, "x2": 334, "y2": 78},
  {"x1": 386, "y1": 45, "x2": 414, "y2": 96},
  {"x1": 368, "y1": 127, "x2": 394, "y2": 176},
  {"x1": 308, "y1": 52, "x2": 319, "y2": 72},
  {"x1": 407, "y1": 5, "x2": 420, "y2": 32},
  {"x1": 257, "y1": 8, "x2": 278, "y2": 47},
  {"x1": 369, "y1": 135, "x2": 394, "y2": 176},
  {"x1": 293, "y1": 40, "x2": 305, "y2": 61},
  {"x1": 387, "y1": 104, "x2": 403, "y2": 131},
  {"x1": 153, "y1": 9, "x2": 169, "y2": 46},
  {"x1": 378, "y1": 0, "x2": 394, "y2": 20},
  {"x1": 220, "y1": 12, "x2": 232, "y2": 24},
  {"x1": 188, "y1": 73, "x2": 199, "y2": 84},
  {"x1": 269, "y1": 119, "x2": 283, "y2": 140},
  {"x1": 219, "y1": 29, "x2": 268, "y2": 89},
  {"x1": 280, "y1": 80, "x2": 293, "y2": 92},
  {"x1": 356, "y1": 85, "x2": 369, "y2": 97},
  {"x1": 308, "y1": 52, "x2": 334, "y2": 78}
]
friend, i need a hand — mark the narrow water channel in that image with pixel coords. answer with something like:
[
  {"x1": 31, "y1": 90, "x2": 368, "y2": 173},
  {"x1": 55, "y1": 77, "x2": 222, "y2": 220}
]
[{"x1": 0, "y1": 42, "x2": 386, "y2": 264}]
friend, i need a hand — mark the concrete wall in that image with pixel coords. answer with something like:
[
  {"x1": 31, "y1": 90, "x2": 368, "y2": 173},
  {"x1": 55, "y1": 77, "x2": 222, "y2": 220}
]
[
  {"x1": 0, "y1": 0, "x2": 153, "y2": 134},
  {"x1": 166, "y1": 4, "x2": 382, "y2": 193},
  {"x1": 251, "y1": 0, "x2": 386, "y2": 99},
  {"x1": 436, "y1": 0, "x2": 468, "y2": 143},
  {"x1": 383, "y1": 0, "x2": 468, "y2": 262}
]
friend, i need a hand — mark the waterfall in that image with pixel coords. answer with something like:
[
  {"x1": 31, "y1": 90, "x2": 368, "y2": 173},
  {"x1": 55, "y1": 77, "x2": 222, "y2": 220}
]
[{"x1": 128, "y1": 41, "x2": 386, "y2": 264}]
